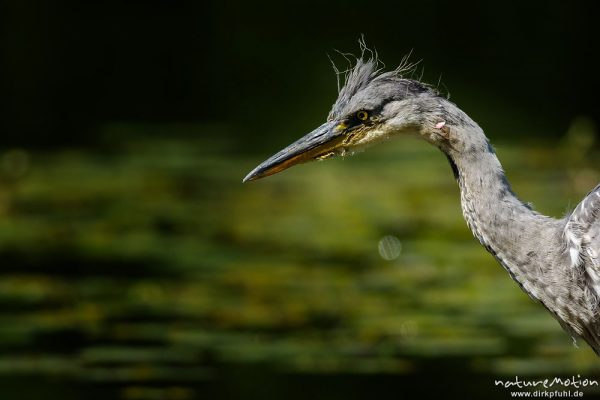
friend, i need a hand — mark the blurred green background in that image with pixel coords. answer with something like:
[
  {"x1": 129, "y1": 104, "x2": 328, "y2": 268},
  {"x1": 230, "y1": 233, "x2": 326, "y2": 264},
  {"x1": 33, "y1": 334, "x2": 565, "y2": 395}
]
[{"x1": 1, "y1": 1, "x2": 600, "y2": 399}]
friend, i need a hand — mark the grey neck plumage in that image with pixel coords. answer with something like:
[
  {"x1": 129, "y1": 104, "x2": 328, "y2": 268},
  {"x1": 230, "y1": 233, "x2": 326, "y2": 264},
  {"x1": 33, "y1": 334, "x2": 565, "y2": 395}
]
[
  {"x1": 418, "y1": 98, "x2": 598, "y2": 347},
  {"x1": 433, "y1": 101, "x2": 563, "y2": 300}
]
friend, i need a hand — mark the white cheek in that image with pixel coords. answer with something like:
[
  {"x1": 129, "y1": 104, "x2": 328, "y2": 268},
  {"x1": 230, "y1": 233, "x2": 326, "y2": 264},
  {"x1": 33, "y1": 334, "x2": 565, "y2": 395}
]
[
  {"x1": 358, "y1": 126, "x2": 391, "y2": 145},
  {"x1": 336, "y1": 127, "x2": 393, "y2": 158}
]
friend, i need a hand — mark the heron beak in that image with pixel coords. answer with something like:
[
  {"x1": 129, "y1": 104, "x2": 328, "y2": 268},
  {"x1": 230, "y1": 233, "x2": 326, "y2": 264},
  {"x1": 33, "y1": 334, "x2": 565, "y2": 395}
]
[{"x1": 243, "y1": 121, "x2": 344, "y2": 182}]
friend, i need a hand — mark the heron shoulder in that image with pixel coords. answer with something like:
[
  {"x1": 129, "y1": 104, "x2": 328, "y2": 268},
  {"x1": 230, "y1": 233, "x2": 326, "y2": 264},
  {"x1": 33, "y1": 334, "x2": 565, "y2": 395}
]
[{"x1": 564, "y1": 184, "x2": 600, "y2": 305}]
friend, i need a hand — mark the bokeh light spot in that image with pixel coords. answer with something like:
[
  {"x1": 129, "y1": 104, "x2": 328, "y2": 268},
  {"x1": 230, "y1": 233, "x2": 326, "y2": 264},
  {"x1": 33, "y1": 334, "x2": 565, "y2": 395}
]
[{"x1": 377, "y1": 235, "x2": 402, "y2": 261}]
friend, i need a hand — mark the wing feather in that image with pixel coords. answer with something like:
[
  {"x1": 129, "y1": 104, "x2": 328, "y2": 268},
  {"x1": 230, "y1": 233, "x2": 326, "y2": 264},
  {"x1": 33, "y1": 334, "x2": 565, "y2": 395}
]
[
  {"x1": 563, "y1": 184, "x2": 600, "y2": 354},
  {"x1": 565, "y1": 184, "x2": 600, "y2": 299}
]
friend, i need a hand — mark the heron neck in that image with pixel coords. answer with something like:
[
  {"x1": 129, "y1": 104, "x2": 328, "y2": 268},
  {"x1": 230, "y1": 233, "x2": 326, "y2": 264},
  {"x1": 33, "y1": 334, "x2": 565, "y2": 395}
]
[{"x1": 443, "y1": 122, "x2": 555, "y2": 288}]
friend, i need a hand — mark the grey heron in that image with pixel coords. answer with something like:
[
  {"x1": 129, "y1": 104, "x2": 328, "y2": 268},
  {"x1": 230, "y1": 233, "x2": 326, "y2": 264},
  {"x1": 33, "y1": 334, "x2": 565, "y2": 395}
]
[{"x1": 243, "y1": 50, "x2": 600, "y2": 356}]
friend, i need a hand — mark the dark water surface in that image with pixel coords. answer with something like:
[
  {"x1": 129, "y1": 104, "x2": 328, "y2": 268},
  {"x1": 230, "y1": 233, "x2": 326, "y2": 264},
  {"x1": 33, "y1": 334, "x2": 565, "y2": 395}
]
[{"x1": 0, "y1": 128, "x2": 598, "y2": 399}]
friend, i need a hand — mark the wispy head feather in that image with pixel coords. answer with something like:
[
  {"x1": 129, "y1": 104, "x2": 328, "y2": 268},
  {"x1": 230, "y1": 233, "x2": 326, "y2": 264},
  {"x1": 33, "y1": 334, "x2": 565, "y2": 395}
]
[{"x1": 327, "y1": 41, "x2": 434, "y2": 120}]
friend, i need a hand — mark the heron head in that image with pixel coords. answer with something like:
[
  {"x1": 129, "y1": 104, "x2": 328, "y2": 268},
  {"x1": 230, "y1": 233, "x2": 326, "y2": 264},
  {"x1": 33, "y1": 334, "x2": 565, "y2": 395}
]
[{"x1": 243, "y1": 56, "x2": 440, "y2": 182}]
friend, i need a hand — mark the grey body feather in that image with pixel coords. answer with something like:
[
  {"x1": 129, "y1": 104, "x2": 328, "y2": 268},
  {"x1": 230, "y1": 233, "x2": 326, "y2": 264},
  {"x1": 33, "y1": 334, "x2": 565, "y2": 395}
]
[{"x1": 330, "y1": 57, "x2": 600, "y2": 354}]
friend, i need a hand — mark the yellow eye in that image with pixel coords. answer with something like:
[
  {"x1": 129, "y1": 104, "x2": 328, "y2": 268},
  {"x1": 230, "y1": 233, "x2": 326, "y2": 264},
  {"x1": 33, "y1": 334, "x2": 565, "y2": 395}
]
[{"x1": 356, "y1": 110, "x2": 369, "y2": 121}]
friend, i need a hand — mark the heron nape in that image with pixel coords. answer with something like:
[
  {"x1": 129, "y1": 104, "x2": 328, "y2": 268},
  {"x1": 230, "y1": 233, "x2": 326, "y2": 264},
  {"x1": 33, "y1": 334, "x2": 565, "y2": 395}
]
[{"x1": 243, "y1": 48, "x2": 600, "y2": 356}]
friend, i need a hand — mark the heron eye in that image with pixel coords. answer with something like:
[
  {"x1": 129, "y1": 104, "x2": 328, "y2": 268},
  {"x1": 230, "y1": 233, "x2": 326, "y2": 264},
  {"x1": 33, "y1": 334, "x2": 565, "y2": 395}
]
[{"x1": 356, "y1": 110, "x2": 369, "y2": 121}]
